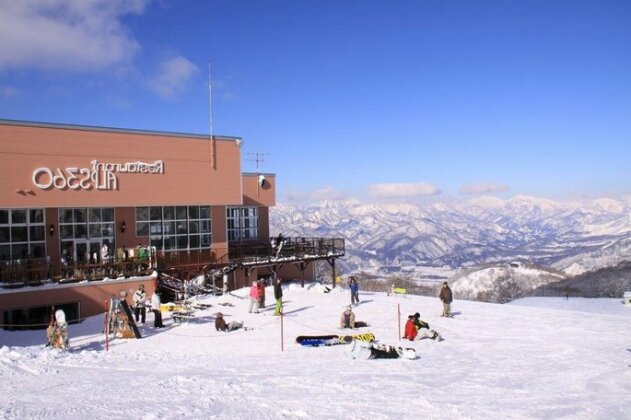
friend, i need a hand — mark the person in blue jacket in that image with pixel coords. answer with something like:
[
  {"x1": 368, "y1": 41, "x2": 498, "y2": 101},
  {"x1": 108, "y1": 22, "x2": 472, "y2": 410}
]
[{"x1": 349, "y1": 276, "x2": 359, "y2": 306}]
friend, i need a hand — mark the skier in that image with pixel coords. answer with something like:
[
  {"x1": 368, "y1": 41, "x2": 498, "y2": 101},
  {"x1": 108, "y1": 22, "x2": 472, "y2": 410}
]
[
  {"x1": 273, "y1": 276, "x2": 283, "y2": 316},
  {"x1": 215, "y1": 312, "x2": 244, "y2": 332},
  {"x1": 349, "y1": 276, "x2": 359, "y2": 306},
  {"x1": 133, "y1": 284, "x2": 147, "y2": 324},
  {"x1": 257, "y1": 280, "x2": 266, "y2": 308},
  {"x1": 439, "y1": 281, "x2": 453, "y2": 317},
  {"x1": 411, "y1": 313, "x2": 442, "y2": 341}
]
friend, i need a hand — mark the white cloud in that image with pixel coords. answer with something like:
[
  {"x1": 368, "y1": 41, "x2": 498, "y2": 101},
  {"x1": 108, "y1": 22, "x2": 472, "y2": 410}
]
[
  {"x1": 367, "y1": 182, "x2": 441, "y2": 198},
  {"x1": 0, "y1": 0, "x2": 147, "y2": 72},
  {"x1": 459, "y1": 182, "x2": 509, "y2": 195},
  {"x1": 147, "y1": 56, "x2": 199, "y2": 99},
  {"x1": 282, "y1": 186, "x2": 349, "y2": 205}
]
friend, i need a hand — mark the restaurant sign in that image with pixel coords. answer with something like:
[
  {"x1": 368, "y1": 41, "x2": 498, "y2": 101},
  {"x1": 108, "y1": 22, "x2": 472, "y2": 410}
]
[{"x1": 32, "y1": 160, "x2": 164, "y2": 191}]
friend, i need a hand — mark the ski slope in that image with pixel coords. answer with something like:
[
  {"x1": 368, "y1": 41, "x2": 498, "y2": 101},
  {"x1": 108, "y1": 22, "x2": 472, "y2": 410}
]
[{"x1": 1, "y1": 284, "x2": 630, "y2": 419}]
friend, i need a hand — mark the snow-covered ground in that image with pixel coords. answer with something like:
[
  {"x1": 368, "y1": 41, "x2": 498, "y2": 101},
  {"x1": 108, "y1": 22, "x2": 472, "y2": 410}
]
[{"x1": 1, "y1": 283, "x2": 631, "y2": 419}]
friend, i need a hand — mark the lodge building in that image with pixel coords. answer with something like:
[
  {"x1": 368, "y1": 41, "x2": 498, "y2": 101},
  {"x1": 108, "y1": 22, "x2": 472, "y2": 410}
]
[{"x1": 0, "y1": 120, "x2": 344, "y2": 329}]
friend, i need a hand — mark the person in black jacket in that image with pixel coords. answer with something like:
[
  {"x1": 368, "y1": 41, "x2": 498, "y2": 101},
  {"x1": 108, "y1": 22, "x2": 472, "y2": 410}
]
[
  {"x1": 439, "y1": 282, "x2": 453, "y2": 317},
  {"x1": 273, "y1": 276, "x2": 283, "y2": 315}
]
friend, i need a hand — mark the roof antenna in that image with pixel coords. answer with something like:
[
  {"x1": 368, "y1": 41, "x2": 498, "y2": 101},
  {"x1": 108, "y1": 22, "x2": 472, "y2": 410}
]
[
  {"x1": 246, "y1": 152, "x2": 269, "y2": 196},
  {"x1": 208, "y1": 60, "x2": 216, "y2": 169}
]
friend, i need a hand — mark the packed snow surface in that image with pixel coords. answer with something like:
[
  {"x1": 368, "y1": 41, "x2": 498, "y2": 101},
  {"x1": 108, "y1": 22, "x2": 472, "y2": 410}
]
[{"x1": 1, "y1": 283, "x2": 631, "y2": 419}]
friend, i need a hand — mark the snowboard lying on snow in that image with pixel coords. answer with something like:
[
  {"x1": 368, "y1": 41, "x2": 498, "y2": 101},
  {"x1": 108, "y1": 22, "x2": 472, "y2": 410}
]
[{"x1": 296, "y1": 332, "x2": 375, "y2": 347}]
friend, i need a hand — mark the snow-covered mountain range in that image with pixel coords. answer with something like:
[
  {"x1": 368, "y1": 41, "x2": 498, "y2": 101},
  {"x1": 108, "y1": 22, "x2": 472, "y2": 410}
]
[{"x1": 270, "y1": 195, "x2": 631, "y2": 276}]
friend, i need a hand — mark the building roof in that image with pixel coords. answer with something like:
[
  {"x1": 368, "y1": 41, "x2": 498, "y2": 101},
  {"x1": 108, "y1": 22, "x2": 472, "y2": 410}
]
[{"x1": 0, "y1": 119, "x2": 242, "y2": 143}]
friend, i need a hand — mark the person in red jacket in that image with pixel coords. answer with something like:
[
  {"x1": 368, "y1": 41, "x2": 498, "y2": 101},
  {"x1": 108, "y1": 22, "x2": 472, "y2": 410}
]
[{"x1": 403, "y1": 315, "x2": 417, "y2": 341}]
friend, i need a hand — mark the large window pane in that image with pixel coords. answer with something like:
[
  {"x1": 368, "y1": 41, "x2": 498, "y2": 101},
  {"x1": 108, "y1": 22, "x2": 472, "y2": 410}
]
[
  {"x1": 0, "y1": 245, "x2": 10, "y2": 260},
  {"x1": 177, "y1": 236, "x2": 188, "y2": 249},
  {"x1": 136, "y1": 222, "x2": 149, "y2": 236},
  {"x1": 60, "y1": 209, "x2": 73, "y2": 223},
  {"x1": 29, "y1": 209, "x2": 44, "y2": 224},
  {"x1": 11, "y1": 226, "x2": 28, "y2": 242},
  {"x1": 74, "y1": 224, "x2": 87, "y2": 239},
  {"x1": 29, "y1": 226, "x2": 45, "y2": 241},
  {"x1": 89, "y1": 208, "x2": 101, "y2": 223},
  {"x1": 176, "y1": 206, "x2": 187, "y2": 220},
  {"x1": 150, "y1": 207, "x2": 162, "y2": 220},
  {"x1": 30, "y1": 243, "x2": 45, "y2": 258},
  {"x1": 150, "y1": 222, "x2": 162, "y2": 235},
  {"x1": 0, "y1": 210, "x2": 8, "y2": 224},
  {"x1": 136, "y1": 207, "x2": 149, "y2": 221},
  {"x1": 12, "y1": 210, "x2": 27, "y2": 224},
  {"x1": 189, "y1": 221, "x2": 199, "y2": 234},
  {"x1": 12, "y1": 243, "x2": 28, "y2": 259},
  {"x1": 89, "y1": 224, "x2": 101, "y2": 238},
  {"x1": 61, "y1": 225, "x2": 73, "y2": 239},
  {"x1": 176, "y1": 221, "x2": 187, "y2": 235},
  {"x1": 188, "y1": 206, "x2": 199, "y2": 219},
  {"x1": 200, "y1": 206, "x2": 210, "y2": 219},
  {"x1": 0, "y1": 227, "x2": 9, "y2": 243},
  {"x1": 163, "y1": 206, "x2": 175, "y2": 220},
  {"x1": 163, "y1": 221, "x2": 175, "y2": 235},
  {"x1": 74, "y1": 208, "x2": 86, "y2": 223},
  {"x1": 102, "y1": 208, "x2": 114, "y2": 222},
  {"x1": 189, "y1": 235, "x2": 200, "y2": 248}
]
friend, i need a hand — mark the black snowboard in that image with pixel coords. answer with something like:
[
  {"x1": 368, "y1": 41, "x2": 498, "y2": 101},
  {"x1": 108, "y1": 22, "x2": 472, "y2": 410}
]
[
  {"x1": 295, "y1": 335, "x2": 340, "y2": 346},
  {"x1": 120, "y1": 300, "x2": 142, "y2": 339}
]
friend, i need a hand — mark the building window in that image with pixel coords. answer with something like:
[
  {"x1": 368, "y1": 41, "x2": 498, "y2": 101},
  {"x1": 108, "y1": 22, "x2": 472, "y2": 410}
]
[
  {"x1": 0, "y1": 208, "x2": 46, "y2": 261},
  {"x1": 58, "y1": 207, "x2": 115, "y2": 264},
  {"x1": 227, "y1": 207, "x2": 259, "y2": 242},
  {"x1": 136, "y1": 206, "x2": 211, "y2": 251}
]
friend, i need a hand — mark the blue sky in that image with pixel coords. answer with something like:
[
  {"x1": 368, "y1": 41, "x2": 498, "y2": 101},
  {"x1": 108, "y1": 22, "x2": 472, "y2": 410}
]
[{"x1": 1, "y1": 1, "x2": 630, "y2": 204}]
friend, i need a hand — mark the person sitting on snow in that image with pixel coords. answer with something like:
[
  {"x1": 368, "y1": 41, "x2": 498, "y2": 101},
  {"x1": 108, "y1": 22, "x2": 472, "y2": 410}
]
[
  {"x1": 340, "y1": 306, "x2": 356, "y2": 329},
  {"x1": 403, "y1": 315, "x2": 418, "y2": 340},
  {"x1": 409, "y1": 313, "x2": 442, "y2": 341},
  {"x1": 215, "y1": 312, "x2": 244, "y2": 332}
]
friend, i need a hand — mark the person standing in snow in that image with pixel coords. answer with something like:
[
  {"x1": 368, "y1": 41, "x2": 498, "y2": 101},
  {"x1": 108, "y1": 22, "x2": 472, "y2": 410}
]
[
  {"x1": 273, "y1": 276, "x2": 283, "y2": 316},
  {"x1": 411, "y1": 313, "x2": 442, "y2": 341},
  {"x1": 257, "y1": 279, "x2": 266, "y2": 308},
  {"x1": 439, "y1": 282, "x2": 453, "y2": 317},
  {"x1": 349, "y1": 276, "x2": 359, "y2": 306},
  {"x1": 133, "y1": 284, "x2": 147, "y2": 324},
  {"x1": 100, "y1": 243, "x2": 109, "y2": 263},
  {"x1": 150, "y1": 290, "x2": 164, "y2": 328},
  {"x1": 215, "y1": 312, "x2": 244, "y2": 332},
  {"x1": 249, "y1": 281, "x2": 260, "y2": 313}
]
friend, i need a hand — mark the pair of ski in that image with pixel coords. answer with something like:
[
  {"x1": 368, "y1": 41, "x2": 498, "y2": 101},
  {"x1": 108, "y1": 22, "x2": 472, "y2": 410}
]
[{"x1": 296, "y1": 332, "x2": 375, "y2": 347}]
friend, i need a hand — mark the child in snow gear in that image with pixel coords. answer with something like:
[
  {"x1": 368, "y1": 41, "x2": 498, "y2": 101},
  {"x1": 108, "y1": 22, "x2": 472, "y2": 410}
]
[
  {"x1": 349, "y1": 276, "x2": 359, "y2": 306},
  {"x1": 410, "y1": 313, "x2": 442, "y2": 341},
  {"x1": 249, "y1": 281, "x2": 260, "y2": 313},
  {"x1": 257, "y1": 280, "x2": 266, "y2": 308},
  {"x1": 215, "y1": 312, "x2": 244, "y2": 332},
  {"x1": 133, "y1": 284, "x2": 147, "y2": 324},
  {"x1": 273, "y1": 276, "x2": 283, "y2": 315},
  {"x1": 340, "y1": 306, "x2": 356, "y2": 328},
  {"x1": 439, "y1": 282, "x2": 453, "y2": 317}
]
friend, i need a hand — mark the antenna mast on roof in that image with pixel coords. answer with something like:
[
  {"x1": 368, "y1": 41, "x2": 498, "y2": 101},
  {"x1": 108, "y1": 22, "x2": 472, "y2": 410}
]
[
  {"x1": 246, "y1": 152, "x2": 269, "y2": 197},
  {"x1": 208, "y1": 60, "x2": 216, "y2": 169}
]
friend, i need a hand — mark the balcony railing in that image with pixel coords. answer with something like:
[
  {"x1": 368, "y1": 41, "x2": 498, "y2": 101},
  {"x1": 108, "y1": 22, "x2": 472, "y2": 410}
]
[{"x1": 0, "y1": 237, "x2": 345, "y2": 287}]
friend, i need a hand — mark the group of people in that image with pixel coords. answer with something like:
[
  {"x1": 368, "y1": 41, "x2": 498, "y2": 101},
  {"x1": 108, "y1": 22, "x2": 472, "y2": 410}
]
[
  {"x1": 248, "y1": 276, "x2": 284, "y2": 316},
  {"x1": 132, "y1": 284, "x2": 163, "y2": 328}
]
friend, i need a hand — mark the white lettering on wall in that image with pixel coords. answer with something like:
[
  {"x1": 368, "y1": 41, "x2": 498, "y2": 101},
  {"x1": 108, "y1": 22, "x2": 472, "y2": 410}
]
[{"x1": 32, "y1": 160, "x2": 164, "y2": 191}]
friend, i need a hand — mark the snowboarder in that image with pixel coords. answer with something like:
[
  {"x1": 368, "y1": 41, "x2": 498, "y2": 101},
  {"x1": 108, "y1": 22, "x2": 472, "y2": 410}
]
[
  {"x1": 439, "y1": 282, "x2": 453, "y2": 317},
  {"x1": 215, "y1": 312, "x2": 244, "y2": 332},
  {"x1": 133, "y1": 284, "x2": 147, "y2": 324},
  {"x1": 403, "y1": 315, "x2": 418, "y2": 340},
  {"x1": 410, "y1": 313, "x2": 442, "y2": 341},
  {"x1": 348, "y1": 340, "x2": 416, "y2": 360},
  {"x1": 349, "y1": 276, "x2": 359, "y2": 306},
  {"x1": 273, "y1": 276, "x2": 283, "y2": 315}
]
